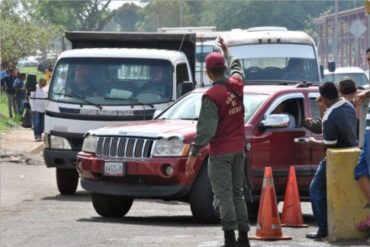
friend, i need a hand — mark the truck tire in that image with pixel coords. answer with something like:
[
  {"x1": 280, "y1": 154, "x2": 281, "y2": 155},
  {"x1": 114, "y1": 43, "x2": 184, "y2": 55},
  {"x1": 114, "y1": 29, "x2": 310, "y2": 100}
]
[
  {"x1": 189, "y1": 162, "x2": 220, "y2": 223},
  {"x1": 56, "y1": 168, "x2": 79, "y2": 195},
  {"x1": 91, "y1": 193, "x2": 133, "y2": 217}
]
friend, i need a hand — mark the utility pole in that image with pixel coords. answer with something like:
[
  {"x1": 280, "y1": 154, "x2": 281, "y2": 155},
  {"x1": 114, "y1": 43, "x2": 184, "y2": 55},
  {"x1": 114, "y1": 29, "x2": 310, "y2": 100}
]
[
  {"x1": 368, "y1": 13, "x2": 370, "y2": 49},
  {"x1": 179, "y1": 0, "x2": 183, "y2": 27},
  {"x1": 333, "y1": 0, "x2": 338, "y2": 64}
]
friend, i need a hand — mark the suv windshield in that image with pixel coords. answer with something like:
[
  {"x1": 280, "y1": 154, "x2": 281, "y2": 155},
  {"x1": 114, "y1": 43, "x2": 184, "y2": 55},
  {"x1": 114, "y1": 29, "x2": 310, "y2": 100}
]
[
  {"x1": 229, "y1": 44, "x2": 320, "y2": 83},
  {"x1": 49, "y1": 58, "x2": 173, "y2": 105},
  {"x1": 157, "y1": 91, "x2": 268, "y2": 122}
]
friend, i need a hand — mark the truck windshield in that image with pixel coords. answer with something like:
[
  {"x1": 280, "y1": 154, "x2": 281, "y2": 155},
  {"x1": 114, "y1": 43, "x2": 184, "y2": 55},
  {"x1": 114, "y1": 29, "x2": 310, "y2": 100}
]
[
  {"x1": 229, "y1": 44, "x2": 320, "y2": 83},
  {"x1": 49, "y1": 58, "x2": 173, "y2": 105},
  {"x1": 157, "y1": 91, "x2": 268, "y2": 122}
]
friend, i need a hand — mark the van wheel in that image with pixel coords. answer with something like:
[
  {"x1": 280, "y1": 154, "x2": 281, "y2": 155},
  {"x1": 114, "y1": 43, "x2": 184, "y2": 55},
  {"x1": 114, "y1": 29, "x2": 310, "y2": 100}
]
[
  {"x1": 189, "y1": 162, "x2": 220, "y2": 223},
  {"x1": 91, "y1": 193, "x2": 133, "y2": 217},
  {"x1": 56, "y1": 168, "x2": 79, "y2": 195}
]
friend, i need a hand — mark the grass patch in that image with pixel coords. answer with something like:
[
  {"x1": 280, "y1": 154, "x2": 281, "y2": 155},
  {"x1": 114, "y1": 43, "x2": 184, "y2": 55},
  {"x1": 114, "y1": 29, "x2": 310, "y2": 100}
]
[
  {"x1": 0, "y1": 94, "x2": 21, "y2": 133},
  {"x1": 19, "y1": 66, "x2": 44, "y2": 81}
]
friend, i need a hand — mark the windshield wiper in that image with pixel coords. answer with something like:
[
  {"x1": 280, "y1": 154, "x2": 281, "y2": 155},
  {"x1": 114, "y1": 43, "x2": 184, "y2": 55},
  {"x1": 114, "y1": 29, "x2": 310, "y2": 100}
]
[
  {"x1": 54, "y1": 92, "x2": 102, "y2": 110},
  {"x1": 180, "y1": 117, "x2": 198, "y2": 120},
  {"x1": 106, "y1": 97, "x2": 155, "y2": 108}
]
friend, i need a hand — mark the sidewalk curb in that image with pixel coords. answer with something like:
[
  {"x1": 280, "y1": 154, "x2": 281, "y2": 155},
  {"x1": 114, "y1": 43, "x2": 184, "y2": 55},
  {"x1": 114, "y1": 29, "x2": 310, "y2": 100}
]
[{"x1": 27, "y1": 143, "x2": 44, "y2": 155}]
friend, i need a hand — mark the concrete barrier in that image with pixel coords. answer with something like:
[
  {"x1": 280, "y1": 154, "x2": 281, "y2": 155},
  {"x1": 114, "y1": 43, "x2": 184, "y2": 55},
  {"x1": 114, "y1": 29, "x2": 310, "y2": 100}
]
[{"x1": 326, "y1": 147, "x2": 370, "y2": 241}]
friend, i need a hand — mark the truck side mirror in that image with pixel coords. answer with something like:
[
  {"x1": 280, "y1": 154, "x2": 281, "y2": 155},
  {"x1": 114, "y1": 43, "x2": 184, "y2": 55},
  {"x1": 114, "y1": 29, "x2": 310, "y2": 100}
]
[
  {"x1": 328, "y1": 61, "x2": 336, "y2": 72},
  {"x1": 181, "y1": 81, "x2": 194, "y2": 95}
]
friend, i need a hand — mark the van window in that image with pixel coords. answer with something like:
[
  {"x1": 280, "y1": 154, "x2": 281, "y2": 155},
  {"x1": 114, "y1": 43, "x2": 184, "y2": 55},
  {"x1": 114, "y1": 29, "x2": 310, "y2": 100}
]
[{"x1": 229, "y1": 44, "x2": 319, "y2": 82}]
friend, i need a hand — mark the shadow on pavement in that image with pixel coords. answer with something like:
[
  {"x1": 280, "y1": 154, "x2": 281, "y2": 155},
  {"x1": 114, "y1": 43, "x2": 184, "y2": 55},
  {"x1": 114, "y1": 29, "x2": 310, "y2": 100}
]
[
  {"x1": 78, "y1": 215, "x2": 219, "y2": 228},
  {"x1": 42, "y1": 191, "x2": 90, "y2": 202},
  {"x1": 77, "y1": 213, "x2": 317, "y2": 229}
]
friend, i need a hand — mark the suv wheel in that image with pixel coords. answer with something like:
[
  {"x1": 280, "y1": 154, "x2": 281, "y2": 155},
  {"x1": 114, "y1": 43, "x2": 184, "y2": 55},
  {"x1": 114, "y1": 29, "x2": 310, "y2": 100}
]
[
  {"x1": 247, "y1": 201, "x2": 259, "y2": 218},
  {"x1": 189, "y1": 162, "x2": 220, "y2": 223},
  {"x1": 56, "y1": 168, "x2": 79, "y2": 195},
  {"x1": 91, "y1": 193, "x2": 133, "y2": 217}
]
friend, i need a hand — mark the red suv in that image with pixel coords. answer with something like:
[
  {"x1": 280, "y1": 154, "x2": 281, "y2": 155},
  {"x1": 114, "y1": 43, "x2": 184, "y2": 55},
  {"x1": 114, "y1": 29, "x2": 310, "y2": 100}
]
[{"x1": 77, "y1": 85, "x2": 324, "y2": 222}]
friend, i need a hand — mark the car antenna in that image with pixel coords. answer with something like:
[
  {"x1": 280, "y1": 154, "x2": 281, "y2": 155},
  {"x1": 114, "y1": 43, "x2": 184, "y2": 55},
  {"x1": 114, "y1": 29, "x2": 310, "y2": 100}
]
[{"x1": 178, "y1": 33, "x2": 186, "y2": 51}]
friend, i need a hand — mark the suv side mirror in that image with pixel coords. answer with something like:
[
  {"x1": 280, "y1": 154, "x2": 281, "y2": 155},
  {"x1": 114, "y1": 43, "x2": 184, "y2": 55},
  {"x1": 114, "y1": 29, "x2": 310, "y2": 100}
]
[
  {"x1": 328, "y1": 61, "x2": 336, "y2": 72},
  {"x1": 181, "y1": 81, "x2": 194, "y2": 95},
  {"x1": 259, "y1": 114, "x2": 289, "y2": 129}
]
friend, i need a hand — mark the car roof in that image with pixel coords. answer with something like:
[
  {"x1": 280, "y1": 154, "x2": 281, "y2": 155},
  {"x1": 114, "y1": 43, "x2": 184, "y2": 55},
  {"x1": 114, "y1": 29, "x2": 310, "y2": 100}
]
[{"x1": 324, "y1": 66, "x2": 366, "y2": 74}]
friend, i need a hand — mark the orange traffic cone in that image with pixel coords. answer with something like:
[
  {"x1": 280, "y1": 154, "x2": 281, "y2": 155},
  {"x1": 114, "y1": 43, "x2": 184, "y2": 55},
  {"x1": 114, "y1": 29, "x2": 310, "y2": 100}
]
[
  {"x1": 281, "y1": 166, "x2": 309, "y2": 228},
  {"x1": 250, "y1": 167, "x2": 292, "y2": 240}
]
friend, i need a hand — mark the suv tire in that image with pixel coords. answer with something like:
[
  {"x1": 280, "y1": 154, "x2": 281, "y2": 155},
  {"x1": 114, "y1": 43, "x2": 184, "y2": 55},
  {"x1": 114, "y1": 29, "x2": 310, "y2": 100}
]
[
  {"x1": 189, "y1": 161, "x2": 220, "y2": 223},
  {"x1": 92, "y1": 193, "x2": 133, "y2": 217},
  {"x1": 56, "y1": 168, "x2": 79, "y2": 195}
]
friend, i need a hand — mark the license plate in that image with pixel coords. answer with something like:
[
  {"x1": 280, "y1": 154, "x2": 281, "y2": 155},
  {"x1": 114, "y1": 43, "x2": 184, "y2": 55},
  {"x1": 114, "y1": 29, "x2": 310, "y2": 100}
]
[{"x1": 104, "y1": 162, "x2": 126, "y2": 176}]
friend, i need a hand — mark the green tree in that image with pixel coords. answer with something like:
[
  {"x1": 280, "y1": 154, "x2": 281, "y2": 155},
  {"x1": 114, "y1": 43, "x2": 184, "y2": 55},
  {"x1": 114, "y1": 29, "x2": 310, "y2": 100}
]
[
  {"x1": 198, "y1": 0, "x2": 362, "y2": 31},
  {"x1": 114, "y1": 3, "x2": 141, "y2": 31},
  {"x1": 0, "y1": 0, "x2": 62, "y2": 67},
  {"x1": 136, "y1": 0, "x2": 196, "y2": 31},
  {"x1": 37, "y1": 0, "x2": 115, "y2": 31}
]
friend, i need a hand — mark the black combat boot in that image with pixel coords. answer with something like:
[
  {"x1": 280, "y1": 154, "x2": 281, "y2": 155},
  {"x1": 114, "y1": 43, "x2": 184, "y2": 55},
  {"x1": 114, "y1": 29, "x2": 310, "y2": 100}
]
[
  {"x1": 235, "y1": 231, "x2": 250, "y2": 247},
  {"x1": 221, "y1": 230, "x2": 236, "y2": 247}
]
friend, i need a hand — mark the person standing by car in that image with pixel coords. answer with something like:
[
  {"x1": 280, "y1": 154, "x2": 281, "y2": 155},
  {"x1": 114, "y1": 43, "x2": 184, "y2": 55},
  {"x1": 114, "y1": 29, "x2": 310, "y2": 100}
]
[
  {"x1": 1, "y1": 68, "x2": 17, "y2": 118},
  {"x1": 305, "y1": 82, "x2": 358, "y2": 239},
  {"x1": 29, "y1": 78, "x2": 48, "y2": 142},
  {"x1": 354, "y1": 89, "x2": 370, "y2": 231},
  {"x1": 13, "y1": 73, "x2": 27, "y2": 116},
  {"x1": 185, "y1": 37, "x2": 250, "y2": 247}
]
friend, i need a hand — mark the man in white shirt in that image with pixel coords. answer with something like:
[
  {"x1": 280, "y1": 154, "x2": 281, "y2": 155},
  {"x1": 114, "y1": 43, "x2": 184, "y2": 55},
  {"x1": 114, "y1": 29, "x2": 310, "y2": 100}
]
[{"x1": 29, "y1": 78, "x2": 48, "y2": 141}]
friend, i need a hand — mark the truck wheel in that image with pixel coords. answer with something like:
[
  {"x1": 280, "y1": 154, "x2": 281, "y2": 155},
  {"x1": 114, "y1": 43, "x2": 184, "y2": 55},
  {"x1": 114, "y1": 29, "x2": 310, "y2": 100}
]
[
  {"x1": 189, "y1": 162, "x2": 220, "y2": 223},
  {"x1": 91, "y1": 193, "x2": 133, "y2": 217},
  {"x1": 56, "y1": 168, "x2": 79, "y2": 195}
]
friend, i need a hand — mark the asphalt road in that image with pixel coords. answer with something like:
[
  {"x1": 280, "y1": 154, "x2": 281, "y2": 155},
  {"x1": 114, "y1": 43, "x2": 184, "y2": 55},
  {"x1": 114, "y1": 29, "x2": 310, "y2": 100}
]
[{"x1": 0, "y1": 153, "x2": 369, "y2": 247}]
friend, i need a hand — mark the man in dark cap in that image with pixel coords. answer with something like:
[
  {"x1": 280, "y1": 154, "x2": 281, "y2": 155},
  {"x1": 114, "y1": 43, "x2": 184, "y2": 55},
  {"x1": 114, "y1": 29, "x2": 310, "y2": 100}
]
[{"x1": 186, "y1": 38, "x2": 250, "y2": 247}]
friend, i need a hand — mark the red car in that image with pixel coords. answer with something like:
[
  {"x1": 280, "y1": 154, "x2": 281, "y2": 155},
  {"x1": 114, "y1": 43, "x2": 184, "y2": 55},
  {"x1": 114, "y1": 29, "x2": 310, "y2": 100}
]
[{"x1": 77, "y1": 85, "x2": 323, "y2": 223}]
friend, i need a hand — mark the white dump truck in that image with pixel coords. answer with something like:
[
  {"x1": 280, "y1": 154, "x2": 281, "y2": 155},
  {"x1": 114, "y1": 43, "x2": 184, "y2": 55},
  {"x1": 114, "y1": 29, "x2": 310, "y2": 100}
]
[{"x1": 43, "y1": 31, "x2": 196, "y2": 194}]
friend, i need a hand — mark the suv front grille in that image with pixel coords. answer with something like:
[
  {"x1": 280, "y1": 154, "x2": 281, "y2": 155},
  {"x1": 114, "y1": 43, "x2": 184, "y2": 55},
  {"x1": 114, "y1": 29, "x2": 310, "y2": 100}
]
[{"x1": 96, "y1": 137, "x2": 154, "y2": 159}]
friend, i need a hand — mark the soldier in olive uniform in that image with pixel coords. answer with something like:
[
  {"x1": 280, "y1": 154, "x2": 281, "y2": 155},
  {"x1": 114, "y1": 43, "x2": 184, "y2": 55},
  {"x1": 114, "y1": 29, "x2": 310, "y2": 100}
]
[{"x1": 186, "y1": 38, "x2": 250, "y2": 247}]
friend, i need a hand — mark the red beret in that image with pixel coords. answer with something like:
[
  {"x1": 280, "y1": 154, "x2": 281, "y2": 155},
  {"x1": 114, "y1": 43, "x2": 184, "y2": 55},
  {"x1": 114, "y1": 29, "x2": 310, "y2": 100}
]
[{"x1": 205, "y1": 52, "x2": 226, "y2": 69}]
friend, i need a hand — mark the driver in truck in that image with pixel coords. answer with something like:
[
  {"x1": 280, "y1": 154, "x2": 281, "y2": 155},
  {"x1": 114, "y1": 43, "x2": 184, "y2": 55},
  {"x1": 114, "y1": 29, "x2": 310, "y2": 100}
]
[
  {"x1": 68, "y1": 64, "x2": 99, "y2": 97},
  {"x1": 139, "y1": 65, "x2": 171, "y2": 98}
]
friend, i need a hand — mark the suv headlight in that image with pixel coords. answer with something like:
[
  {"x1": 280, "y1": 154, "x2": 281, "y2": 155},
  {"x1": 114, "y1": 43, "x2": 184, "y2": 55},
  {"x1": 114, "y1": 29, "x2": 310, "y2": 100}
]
[
  {"x1": 82, "y1": 135, "x2": 97, "y2": 153},
  {"x1": 50, "y1": 135, "x2": 72, "y2": 149},
  {"x1": 153, "y1": 137, "x2": 189, "y2": 156}
]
